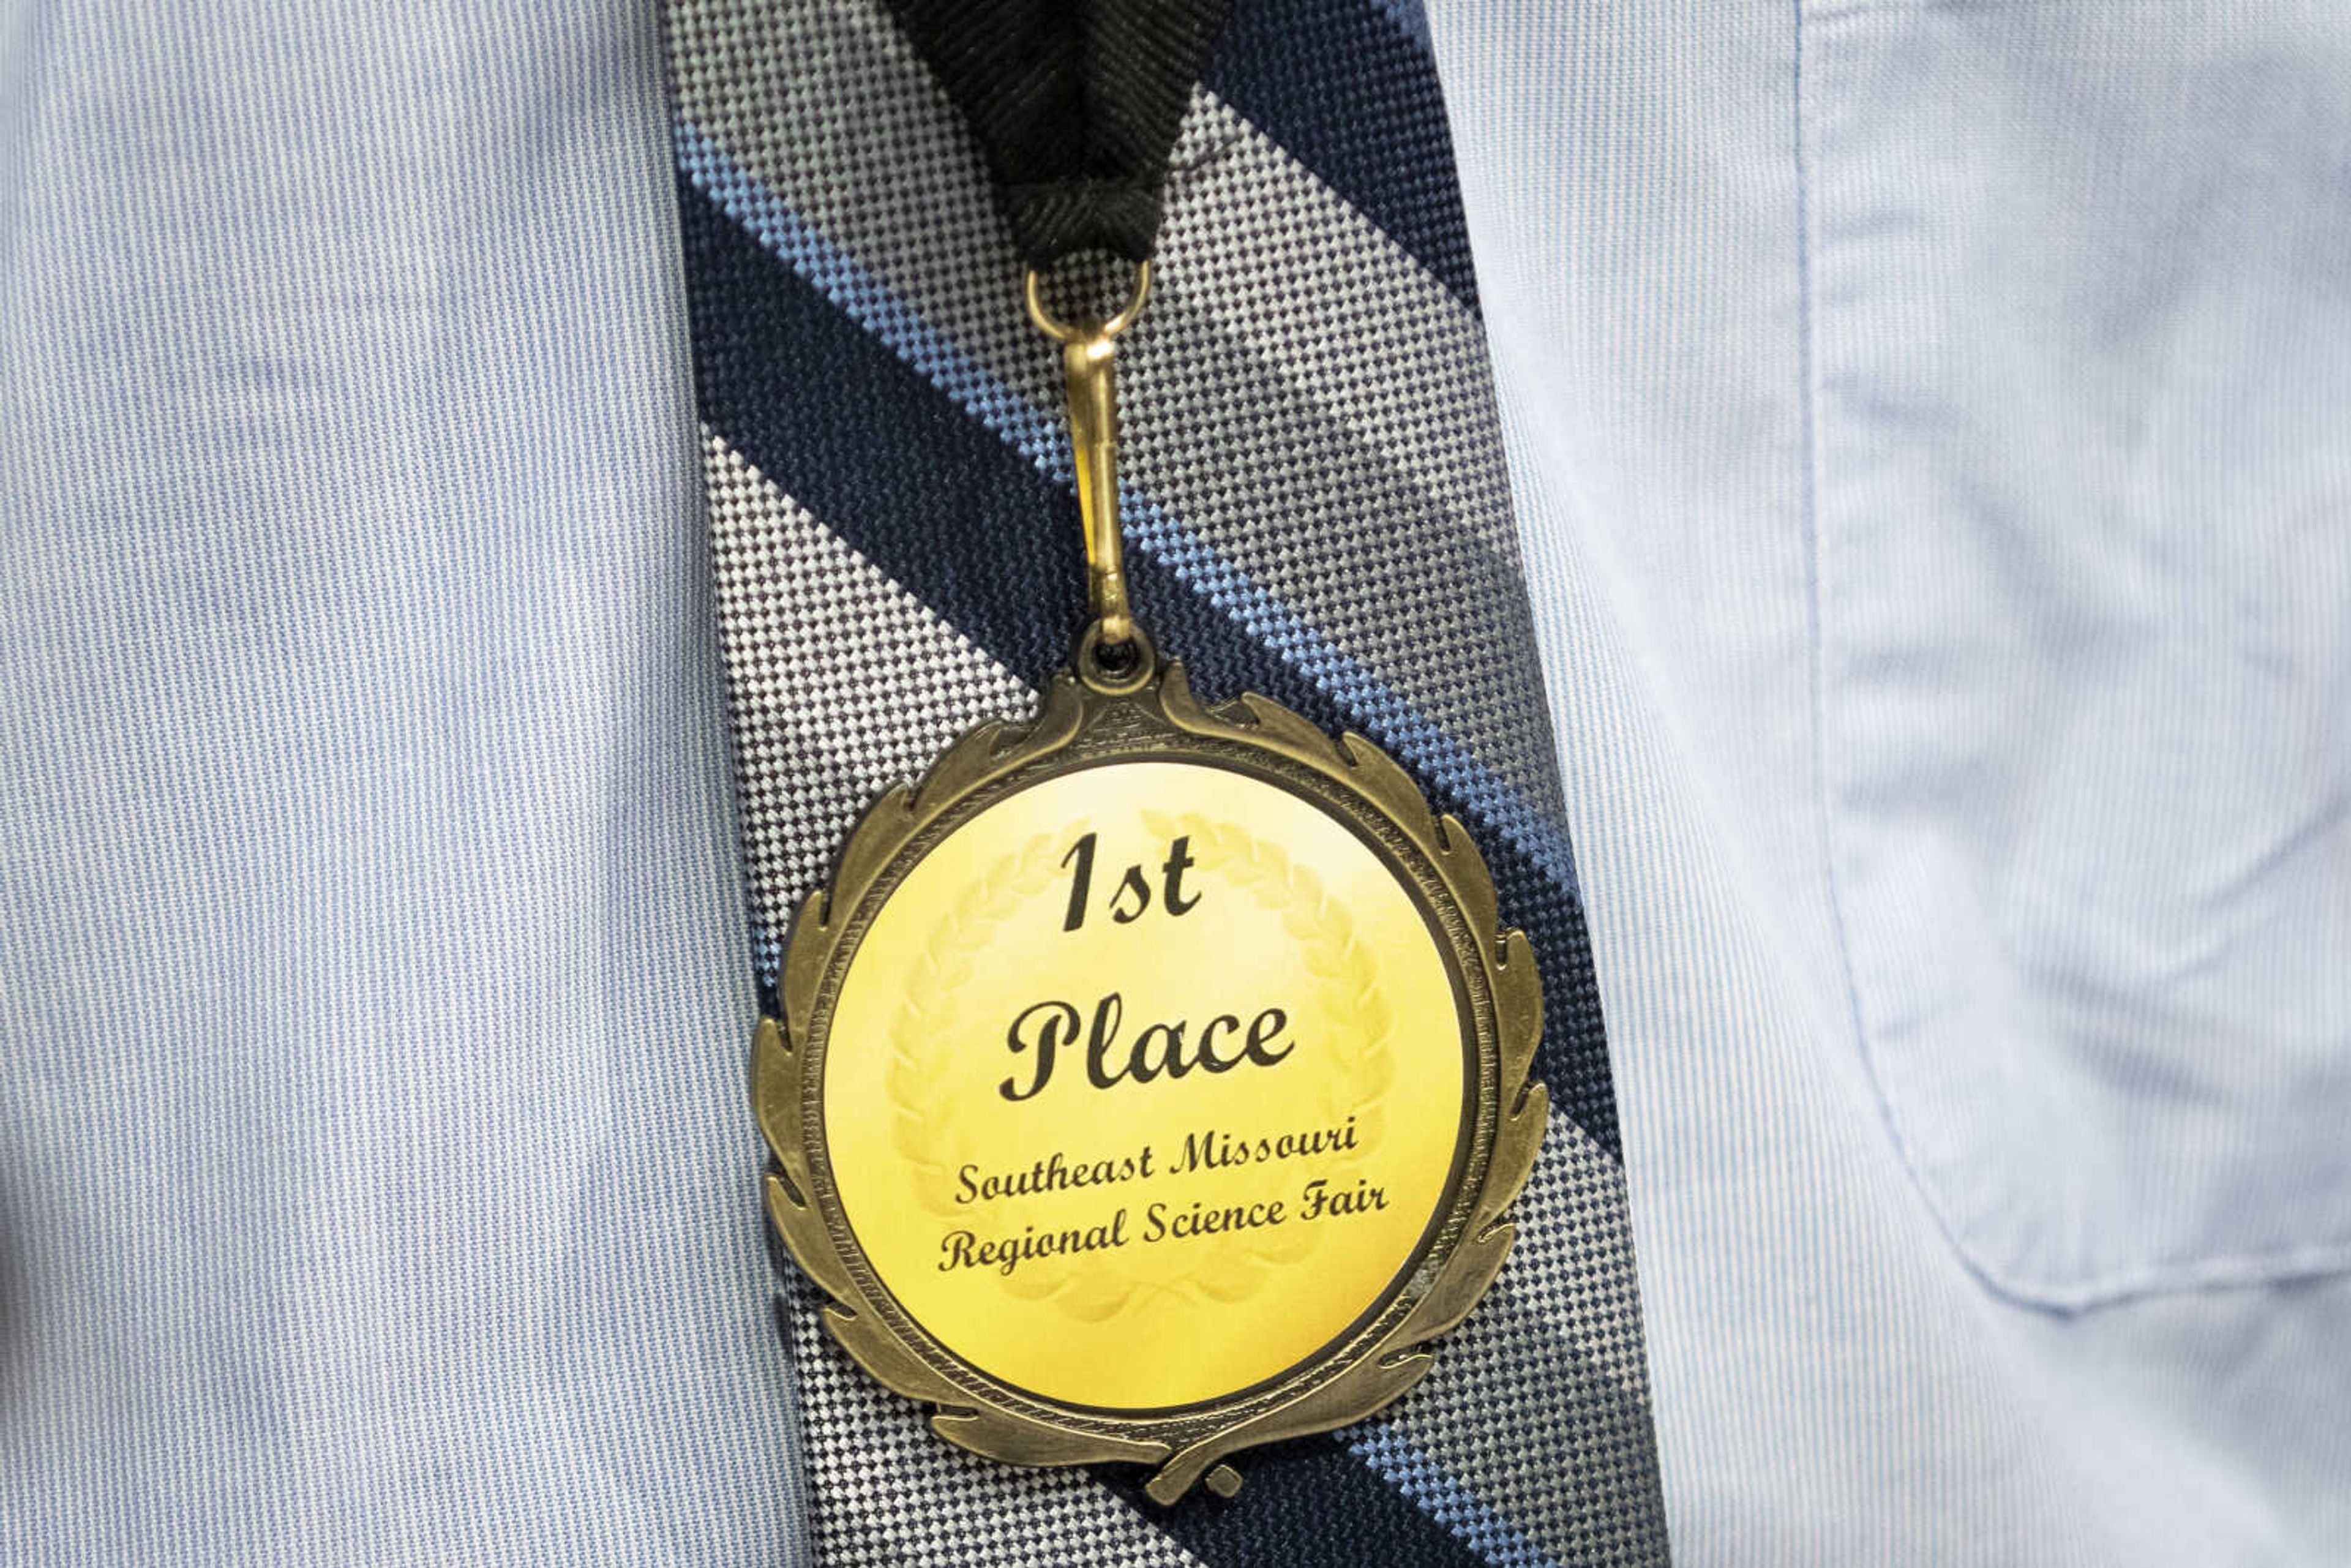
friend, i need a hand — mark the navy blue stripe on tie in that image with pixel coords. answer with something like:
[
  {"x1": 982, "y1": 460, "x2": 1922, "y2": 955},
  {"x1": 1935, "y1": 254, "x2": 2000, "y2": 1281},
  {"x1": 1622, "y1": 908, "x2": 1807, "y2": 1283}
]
[
  {"x1": 1100, "y1": 1435, "x2": 1491, "y2": 1568},
  {"x1": 1205, "y1": 0, "x2": 1480, "y2": 310},
  {"x1": 679, "y1": 174, "x2": 1621, "y2": 1160}
]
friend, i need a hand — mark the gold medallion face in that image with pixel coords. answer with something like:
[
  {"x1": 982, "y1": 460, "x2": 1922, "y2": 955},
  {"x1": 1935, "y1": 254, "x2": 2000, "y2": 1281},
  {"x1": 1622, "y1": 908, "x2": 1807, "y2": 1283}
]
[
  {"x1": 825, "y1": 758, "x2": 1466, "y2": 1410},
  {"x1": 753, "y1": 647, "x2": 1546, "y2": 1501}
]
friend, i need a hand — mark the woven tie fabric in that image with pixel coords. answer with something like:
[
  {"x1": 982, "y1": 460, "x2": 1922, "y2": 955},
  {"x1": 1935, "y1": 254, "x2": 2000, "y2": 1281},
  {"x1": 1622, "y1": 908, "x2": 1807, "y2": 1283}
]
[{"x1": 662, "y1": 1, "x2": 1672, "y2": 1561}]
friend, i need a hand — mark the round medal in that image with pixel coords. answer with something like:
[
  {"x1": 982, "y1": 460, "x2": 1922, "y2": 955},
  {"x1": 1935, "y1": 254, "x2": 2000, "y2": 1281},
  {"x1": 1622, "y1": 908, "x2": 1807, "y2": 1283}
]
[{"x1": 752, "y1": 634, "x2": 1547, "y2": 1501}]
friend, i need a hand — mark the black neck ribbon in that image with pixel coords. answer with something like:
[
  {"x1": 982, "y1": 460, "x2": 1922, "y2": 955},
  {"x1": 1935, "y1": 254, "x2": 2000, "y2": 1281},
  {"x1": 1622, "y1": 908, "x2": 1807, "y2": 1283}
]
[{"x1": 882, "y1": 0, "x2": 1239, "y2": 268}]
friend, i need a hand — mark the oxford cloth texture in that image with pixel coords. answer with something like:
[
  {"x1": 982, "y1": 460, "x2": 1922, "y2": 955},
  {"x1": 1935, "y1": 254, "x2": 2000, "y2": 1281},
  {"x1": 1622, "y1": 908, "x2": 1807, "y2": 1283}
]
[
  {"x1": 0, "y1": 1, "x2": 806, "y2": 1564},
  {"x1": 1431, "y1": 0, "x2": 2351, "y2": 1561}
]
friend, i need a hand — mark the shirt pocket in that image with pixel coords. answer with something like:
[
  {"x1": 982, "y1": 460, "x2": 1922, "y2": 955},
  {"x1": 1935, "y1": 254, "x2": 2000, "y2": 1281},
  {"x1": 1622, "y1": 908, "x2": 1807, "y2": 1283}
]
[{"x1": 1804, "y1": 0, "x2": 2351, "y2": 1306}]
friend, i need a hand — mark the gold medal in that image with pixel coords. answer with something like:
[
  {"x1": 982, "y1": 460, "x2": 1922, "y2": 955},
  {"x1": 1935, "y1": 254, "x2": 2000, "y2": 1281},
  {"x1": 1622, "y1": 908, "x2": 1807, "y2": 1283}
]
[{"x1": 749, "y1": 263, "x2": 1547, "y2": 1501}]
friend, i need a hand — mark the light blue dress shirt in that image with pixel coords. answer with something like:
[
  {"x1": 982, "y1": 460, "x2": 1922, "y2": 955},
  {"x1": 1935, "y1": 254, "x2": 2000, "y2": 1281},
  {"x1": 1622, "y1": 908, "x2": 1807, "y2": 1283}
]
[
  {"x1": 1433, "y1": 1, "x2": 2351, "y2": 1560},
  {"x1": 2, "y1": 1, "x2": 2346, "y2": 1564}
]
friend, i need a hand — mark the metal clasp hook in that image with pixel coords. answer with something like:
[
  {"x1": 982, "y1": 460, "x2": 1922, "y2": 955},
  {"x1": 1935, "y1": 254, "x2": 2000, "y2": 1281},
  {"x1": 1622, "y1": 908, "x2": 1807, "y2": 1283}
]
[{"x1": 1025, "y1": 260, "x2": 1151, "y2": 650}]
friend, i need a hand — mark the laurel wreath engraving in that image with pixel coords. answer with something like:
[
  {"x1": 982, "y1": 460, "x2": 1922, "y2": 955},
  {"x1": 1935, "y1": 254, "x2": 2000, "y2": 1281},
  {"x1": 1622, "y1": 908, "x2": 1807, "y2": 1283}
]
[
  {"x1": 880, "y1": 826, "x2": 1145, "y2": 1323},
  {"x1": 751, "y1": 661, "x2": 1548, "y2": 1503},
  {"x1": 1147, "y1": 809, "x2": 1395, "y2": 1144},
  {"x1": 874, "y1": 810, "x2": 1395, "y2": 1319},
  {"x1": 1141, "y1": 809, "x2": 1393, "y2": 1302},
  {"x1": 884, "y1": 830, "x2": 1067, "y2": 1223}
]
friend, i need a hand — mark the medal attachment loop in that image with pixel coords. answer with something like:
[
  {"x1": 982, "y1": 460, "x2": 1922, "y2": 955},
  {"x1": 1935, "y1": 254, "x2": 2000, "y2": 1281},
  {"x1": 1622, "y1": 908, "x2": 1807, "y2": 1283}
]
[{"x1": 1026, "y1": 260, "x2": 1151, "y2": 650}]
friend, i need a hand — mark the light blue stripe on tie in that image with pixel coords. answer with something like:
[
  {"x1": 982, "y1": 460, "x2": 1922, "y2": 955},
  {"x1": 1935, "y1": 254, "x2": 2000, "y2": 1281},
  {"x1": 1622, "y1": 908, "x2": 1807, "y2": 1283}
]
[
  {"x1": 1349, "y1": 1423, "x2": 1559, "y2": 1568},
  {"x1": 1371, "y1": 0, "x2": 1433, "y2": 51},
  {"x1": 675, "y1": 117, "x2": 1584, "y2": 907}
]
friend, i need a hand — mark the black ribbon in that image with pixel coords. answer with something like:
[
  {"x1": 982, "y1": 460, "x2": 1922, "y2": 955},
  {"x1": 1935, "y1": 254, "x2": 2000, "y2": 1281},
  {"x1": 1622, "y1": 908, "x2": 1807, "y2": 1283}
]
[{"x1": 882, "y1": 0, "x2": 1237, "y2": 268}]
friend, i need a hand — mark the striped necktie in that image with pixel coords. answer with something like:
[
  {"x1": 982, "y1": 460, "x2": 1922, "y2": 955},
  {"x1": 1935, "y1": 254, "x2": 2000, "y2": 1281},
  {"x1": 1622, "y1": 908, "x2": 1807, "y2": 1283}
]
[{"x1": 663, "y1": 1, "x2": 1672, "y2": 1561}]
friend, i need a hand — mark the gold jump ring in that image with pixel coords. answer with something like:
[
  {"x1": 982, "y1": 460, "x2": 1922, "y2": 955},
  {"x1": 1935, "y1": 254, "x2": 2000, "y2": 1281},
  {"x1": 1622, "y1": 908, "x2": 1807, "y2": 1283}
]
[{"x1": 1024, "y1": 259, "x2": 1152, "y2": 343}]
